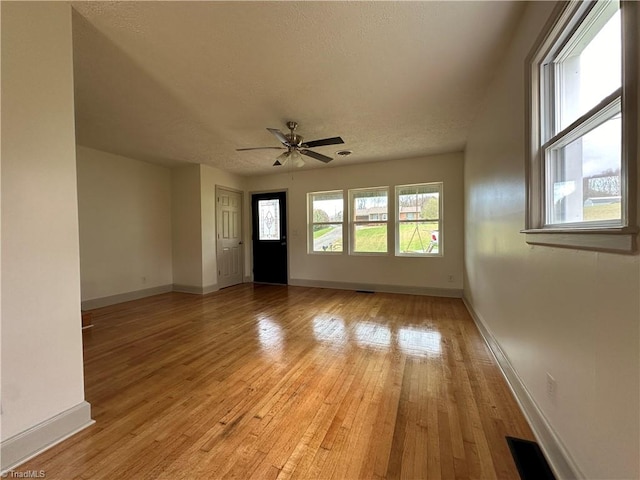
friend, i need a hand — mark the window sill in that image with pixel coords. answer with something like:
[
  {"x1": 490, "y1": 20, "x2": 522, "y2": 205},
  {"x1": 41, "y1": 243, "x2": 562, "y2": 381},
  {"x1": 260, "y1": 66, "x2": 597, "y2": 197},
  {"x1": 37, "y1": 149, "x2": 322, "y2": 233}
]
[{"x1": 521, "y1": 227, "x2": 638, "y2": 253}]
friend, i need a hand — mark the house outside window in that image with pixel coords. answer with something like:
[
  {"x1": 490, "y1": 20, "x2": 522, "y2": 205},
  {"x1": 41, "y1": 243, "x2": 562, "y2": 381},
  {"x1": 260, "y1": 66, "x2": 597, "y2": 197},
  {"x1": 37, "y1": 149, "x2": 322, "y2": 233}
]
[
  {"x1": 349, "y1": 187, "x2": 389, "y2": 254},
  {"x1": 524, "y1": 0, "x2": 638, "y2": 252}
]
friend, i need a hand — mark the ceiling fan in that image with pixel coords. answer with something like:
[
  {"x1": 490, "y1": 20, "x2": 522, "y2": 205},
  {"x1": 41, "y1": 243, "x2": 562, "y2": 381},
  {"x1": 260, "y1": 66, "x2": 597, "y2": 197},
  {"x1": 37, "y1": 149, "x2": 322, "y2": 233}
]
[{"x1": 236, "y1": 121, "x2": 344, "y2": 167}]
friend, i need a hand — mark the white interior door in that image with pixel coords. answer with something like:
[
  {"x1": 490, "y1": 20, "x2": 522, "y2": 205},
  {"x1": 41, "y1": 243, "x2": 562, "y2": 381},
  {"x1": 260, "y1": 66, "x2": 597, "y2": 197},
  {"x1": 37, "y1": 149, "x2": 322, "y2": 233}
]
[{"x1": 216, "y1": 187, "x2": 243, "y2": 289}]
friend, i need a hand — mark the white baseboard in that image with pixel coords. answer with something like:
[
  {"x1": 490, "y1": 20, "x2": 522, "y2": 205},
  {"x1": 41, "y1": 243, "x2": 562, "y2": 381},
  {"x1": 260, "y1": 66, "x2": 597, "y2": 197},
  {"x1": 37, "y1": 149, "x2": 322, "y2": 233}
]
[
  {"x1": 81, "y1": 285, "x2": 173, "y2": 310},
  {"x1": 172, "y1": 284, "x2": 219, "y2": 295},
  {"x1": 81, "y1": 283, "x2": 222, "y2": 310},
  {"x1": 289, "y1": 278, "x2": 463, "y2": 298},
  {"x1": 1, "y1": 401, "x2": 94, "y2": 473},
  {"x1": 462, "y1": 297, "x2": 583, "y2": 480}
]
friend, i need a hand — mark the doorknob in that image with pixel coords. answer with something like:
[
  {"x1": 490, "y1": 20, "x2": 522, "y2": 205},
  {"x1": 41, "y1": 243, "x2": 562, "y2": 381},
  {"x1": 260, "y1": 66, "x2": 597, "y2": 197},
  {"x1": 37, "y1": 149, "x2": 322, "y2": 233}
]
[{"x1": 239, "y1": 241, "x2": 243, "y2": 245}]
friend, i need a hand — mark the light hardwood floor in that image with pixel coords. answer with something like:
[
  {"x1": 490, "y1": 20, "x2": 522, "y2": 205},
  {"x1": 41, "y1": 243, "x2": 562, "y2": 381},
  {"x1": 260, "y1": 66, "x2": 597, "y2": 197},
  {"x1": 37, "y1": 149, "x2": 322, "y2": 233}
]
[{"x1": 19, "y1": 284, "x2": 533, "y2": 479}]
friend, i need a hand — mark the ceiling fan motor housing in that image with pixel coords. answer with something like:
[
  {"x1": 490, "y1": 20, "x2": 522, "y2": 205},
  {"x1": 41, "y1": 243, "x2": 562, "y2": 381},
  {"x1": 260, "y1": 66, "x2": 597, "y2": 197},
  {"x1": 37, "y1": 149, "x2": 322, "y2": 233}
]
[{"x1": 286, "y1": 133, "x2": 303, "y2": 147}]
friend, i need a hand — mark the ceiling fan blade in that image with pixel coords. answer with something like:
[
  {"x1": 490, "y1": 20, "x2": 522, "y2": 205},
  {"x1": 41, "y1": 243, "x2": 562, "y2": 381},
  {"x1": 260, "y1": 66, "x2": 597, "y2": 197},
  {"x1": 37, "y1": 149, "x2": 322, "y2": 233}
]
[
  {"x1": 236, "y1": 147, "x2": 286, "y2": 151},
  {"x1": 267, "y1": 128, "x2": 291, "y2": 146},
  {"x1": 302, "y1": 136, "x2": 344, "y2": 148},
  {"x1": 301, "y1": 149, "x2": 333, "y2": 163},
  {"x1": 273, "y1": 151, "x2": 290, "y2": 167}
]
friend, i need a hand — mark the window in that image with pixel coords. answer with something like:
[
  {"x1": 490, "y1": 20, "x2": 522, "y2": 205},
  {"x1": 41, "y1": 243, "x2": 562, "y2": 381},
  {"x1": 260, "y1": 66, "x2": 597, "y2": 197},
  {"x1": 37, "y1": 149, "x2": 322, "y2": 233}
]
[
  {"x1": 396, "y1": 183, "x2": 442, "y2": 256},
  {"x1": 525, "y1": 0, "x2": 637, "y2": 252},
  {"x1": 350, "y1": 187, "x2": 389, "y2": 254},
  {"x1": 258, "y1": 199, "x2": 280, "y2": 240},
  {"x1": 308, "y1": 191, "x2": 344, "y2": 253}
]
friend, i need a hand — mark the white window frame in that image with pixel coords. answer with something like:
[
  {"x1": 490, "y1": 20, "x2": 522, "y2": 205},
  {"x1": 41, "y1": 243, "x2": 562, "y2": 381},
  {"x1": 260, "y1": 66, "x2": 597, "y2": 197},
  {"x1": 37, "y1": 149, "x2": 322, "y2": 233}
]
[
  {"x1": 349, "y1": 187, "x2": 390, "y2": 255},
  {"x1": 307, "y1": 190, "x2": 345, "y2": 255},
  {"x1": 395, "y1": 182, "x2": 443, "y2": 257},
  {"x1": 523, "y1": 0, "x2": 638, "y2": 252}
]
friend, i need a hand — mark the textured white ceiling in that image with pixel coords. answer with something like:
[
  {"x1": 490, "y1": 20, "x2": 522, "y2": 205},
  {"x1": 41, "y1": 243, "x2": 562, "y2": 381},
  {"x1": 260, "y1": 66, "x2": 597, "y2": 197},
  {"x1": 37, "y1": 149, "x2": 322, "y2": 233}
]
[{"x1": 71, "y1": 1, "x2": 524, "y2": 175}]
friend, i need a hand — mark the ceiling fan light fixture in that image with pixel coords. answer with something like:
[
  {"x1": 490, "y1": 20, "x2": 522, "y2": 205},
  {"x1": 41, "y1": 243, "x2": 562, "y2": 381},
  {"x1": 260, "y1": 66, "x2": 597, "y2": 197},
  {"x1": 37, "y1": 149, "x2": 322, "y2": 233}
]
[{"x1": 289, "y1": 149, "x2": 305, "y2": 168}]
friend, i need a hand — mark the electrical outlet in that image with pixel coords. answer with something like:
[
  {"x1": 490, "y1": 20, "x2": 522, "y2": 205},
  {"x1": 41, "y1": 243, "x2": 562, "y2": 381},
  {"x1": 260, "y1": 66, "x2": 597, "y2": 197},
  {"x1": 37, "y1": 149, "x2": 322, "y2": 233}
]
[
  {"x1": 141, "y1": 276, "x2": 147, "y2": 284},
  {"x1": 546, "y1": 373, "x2": 557, "y2": 402},
  {"x1": 448, "y1": 275, "x2": 454, "y2": 283}
]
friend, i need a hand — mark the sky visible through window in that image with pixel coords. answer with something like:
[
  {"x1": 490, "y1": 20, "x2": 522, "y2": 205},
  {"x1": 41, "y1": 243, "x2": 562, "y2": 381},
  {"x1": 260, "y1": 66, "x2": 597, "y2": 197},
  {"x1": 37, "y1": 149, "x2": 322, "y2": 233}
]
[
  {"x1": 313, "y1": 198, "x2": 342, "y2": 221},
  {"x1": 569, "y1": 8, "x2": 621, "y2": 177},
  {"x1": 548, "y1": 2, "x2": 622, "y2": 224}
]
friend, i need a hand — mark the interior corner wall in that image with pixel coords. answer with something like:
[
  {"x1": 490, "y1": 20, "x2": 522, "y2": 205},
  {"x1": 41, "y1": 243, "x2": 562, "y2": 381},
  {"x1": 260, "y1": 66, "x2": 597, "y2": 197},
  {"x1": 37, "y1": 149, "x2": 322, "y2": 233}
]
[
  {"x1": 171, "y1": 163, "x2": 246, "y2": 293},
  {"x1": 463, "y1": 2, "x2": 640, "y2": 479},
  {"x1": 76, "y1": 146, "x2": 173, "y2": 303},
  {"x1": 171, "y1": 164, "x2": 203, "y2": 291},
  {"x1": 1, "y1": 0, "x2": 87, "y2": 442},
  {"x1": 245, "y1": 153, "x2": 464, "y2": 294},
  {"x1": 199, "y1": 164, "x2": 246, "y2": 292}
]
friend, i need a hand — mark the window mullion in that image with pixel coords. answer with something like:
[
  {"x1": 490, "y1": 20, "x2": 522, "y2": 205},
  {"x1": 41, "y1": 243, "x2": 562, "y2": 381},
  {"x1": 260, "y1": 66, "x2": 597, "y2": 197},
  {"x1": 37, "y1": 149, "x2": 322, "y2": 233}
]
[{"x1": 542, "y1": 89, "x2": 622, "y2": 151}]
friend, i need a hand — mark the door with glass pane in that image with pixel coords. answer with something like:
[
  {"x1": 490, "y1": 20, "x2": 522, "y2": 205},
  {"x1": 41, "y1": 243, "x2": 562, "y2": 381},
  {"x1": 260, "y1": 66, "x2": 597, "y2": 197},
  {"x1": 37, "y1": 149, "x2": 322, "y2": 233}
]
[{"x1": 251, "y1": 191, "x2": 287, "y2": 284}]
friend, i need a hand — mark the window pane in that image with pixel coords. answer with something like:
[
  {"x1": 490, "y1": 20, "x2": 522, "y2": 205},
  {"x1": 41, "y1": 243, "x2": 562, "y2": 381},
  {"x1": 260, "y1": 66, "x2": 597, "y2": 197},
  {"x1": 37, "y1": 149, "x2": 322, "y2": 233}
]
[
  {"x1": 399, "y1": 222, "x2": 439, "y2": 254},
  {"x1": 258, "y1": 199, "x2": 280, "y2": 240},
  {"x1": 311, "y1": 192, "x2": 343, "y2": 223},
  {"x1": 310, "y1": 191, "x2": 343, "y2": 253},
  {"x1": 312, "y1": 223, "x2": 342, "y2": 252},
  {"x1": 354, "y1": 224, "x2": 387, "y2": 253},
  {"x1": 546, "y1": 113, "x2": 621, "y2": 224},
  {"x1": 397, "y1": 184, "x2": 440, "y2": 221},
  {"x1": 352, "y1": 189, "x2": 388, "y2": 222},
  {"x1": 556, "y1": 3, "x2": 620, "y2": 130}
]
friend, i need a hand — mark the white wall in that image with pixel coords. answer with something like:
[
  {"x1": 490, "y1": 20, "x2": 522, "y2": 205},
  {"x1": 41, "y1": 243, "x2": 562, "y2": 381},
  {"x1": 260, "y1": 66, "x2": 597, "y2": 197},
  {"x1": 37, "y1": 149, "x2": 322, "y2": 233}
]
[
  {"x1": 171, "y1": 164, "x2": 246, "y2": 292},
  {"x1": 464, "y1": 3, "x2": 639, "y2": 479},
  {"x1": 77, "y1": 157, "x2": 246, "y2": 297},
  {"x1": 246, "y1": 153, "x2": 464, "y2": 293},
  {"x1": 77, "y1": 146, "x2": 172, "y2": 302},
  {"x1": 1, "y1": 1, "x2": 86, "y2": 439},
  {"x1": 171, "y1": 164, "x2": 203, "y2": 289}
]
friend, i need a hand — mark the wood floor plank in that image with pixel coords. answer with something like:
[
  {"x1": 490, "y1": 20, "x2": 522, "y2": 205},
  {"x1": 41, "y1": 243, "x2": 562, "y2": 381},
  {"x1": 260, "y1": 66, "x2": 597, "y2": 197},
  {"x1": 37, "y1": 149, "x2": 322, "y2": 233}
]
[{"x1": 14, "y1": 285, "x2": 534, "y2": 479}]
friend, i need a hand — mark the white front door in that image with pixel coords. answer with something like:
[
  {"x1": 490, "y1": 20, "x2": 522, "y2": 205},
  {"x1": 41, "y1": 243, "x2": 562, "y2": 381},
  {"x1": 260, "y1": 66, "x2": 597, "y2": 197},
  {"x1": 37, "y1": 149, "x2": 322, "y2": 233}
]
[{"x1": 216, "y1": 187, "x2": 243, "y2": 289}]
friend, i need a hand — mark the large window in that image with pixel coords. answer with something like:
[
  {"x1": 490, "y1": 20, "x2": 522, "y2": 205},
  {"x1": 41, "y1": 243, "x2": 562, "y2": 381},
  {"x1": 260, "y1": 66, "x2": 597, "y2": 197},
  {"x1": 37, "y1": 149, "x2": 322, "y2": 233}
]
[
  {"x1": 308, "y1": 191, "x2": 344, "y2": 253},
  {"x1": 349, "y1": 187, "x2": 389, "y2": 254},
  {"x1": 525, "y1": 0, "x2": 637, "y2": 252},
  {"x1": 396, "y1": 183, "x2": 442, "y2": 256}
]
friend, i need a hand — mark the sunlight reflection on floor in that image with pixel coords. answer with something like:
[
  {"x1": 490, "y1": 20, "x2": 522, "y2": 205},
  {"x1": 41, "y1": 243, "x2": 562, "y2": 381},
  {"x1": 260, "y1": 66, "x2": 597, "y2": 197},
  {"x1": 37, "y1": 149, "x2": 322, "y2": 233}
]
[
  {"x1": 257, "y1": 314, "x2": 284, "y2": 360},
  {"x1": 312, "y1": 315, "x2": 347, "y2": 345},
  {"x1": 311, "y1": 315, "x2": 442, "y2": 358},
  {"x1": 398, "y1": 327, "x2": 442, "y2": 357},
  {"x1": 354, "y1": 321, "x2": 391, "y2": 349}
]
